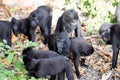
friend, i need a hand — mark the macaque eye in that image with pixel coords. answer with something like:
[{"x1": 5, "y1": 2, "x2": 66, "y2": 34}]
[{"x1": 74, "y1": 16, "x2": 78, "y2": 20}]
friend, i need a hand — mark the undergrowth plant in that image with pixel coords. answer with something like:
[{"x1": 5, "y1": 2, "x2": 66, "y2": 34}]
[
  {"x1": 1, "y1": 0, "x2": 120, "y2": 79},
  {"x1": 0, "y1": 40, "x2": 47, "y2": 80},
  {"x1": 77, "y1": 0, "x2": 120, "y2": 36}
]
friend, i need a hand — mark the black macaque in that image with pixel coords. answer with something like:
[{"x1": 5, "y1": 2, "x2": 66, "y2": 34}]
[
  {"x1": 24, "y1": 55, "x2": 74, "y2": 80},
  {"x1": 100, "y1": 22, "x2": 120, "y2": 68},
  {"x1": 115, "y1": 2, "x2": 120, "y2": 22},
  {"x1": 44, "y1": 31, "x2": 71, "y2": 57},
  {"x1": 99, "y1": 22, "x2": 111, "y2": 44},
  {"x1": 110, "y1": 23, "x2": 120, "y2": 68},
  {"x1": 11, "y1": 17, "x2": 36, "y2": 41},
  {"x1": 11, "y1": 6, "x2": 52, "y2": 42},
  {"x1": 22, "y1": 46, "x2": 59, "y2": 59},
  {"x1": 70, "y1": 37, "x2": 94, "y2": 79},
  {"x1": 22, "y1": 47, "x2": 60, "y2": 80},
  {"x1": 29, "y1": 6, "x2": 52, "y2": 37},
  {"x1": 0, "y1": 21, "x2": 12, "y2": 47},
  {"x1": 22, "y1": 47, "x2": 59, "y2": 73},
  {"x1": 55, "y1": 9, "x2": 83, "y2": 38}
]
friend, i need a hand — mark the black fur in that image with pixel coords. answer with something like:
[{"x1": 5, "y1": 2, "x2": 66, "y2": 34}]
[
  {"x1": 44, "y1": 31, "x2": 71, "y2": 57},
  {"x1": 99, "y1": 22, "x2": 120, "y2": 68},
  {"x1": 29, "y1": 6, "x2": 52, "y2": 36},
  {"x1": 22, "y1": 46, "x2": 60, "y2": 67},
  {"x1": 99, "y1": 22, "x2": 111, "y2": 44},
  {"x1": 109, "y1": 23, "x2": 120, "y2": 68},
  {"x1": 11, "y1": 6, "x2": 52, "y2": 42},
  {"x1": 70, "y1": 37, "x2": 94, "y2": 78},
  {"x1": 11, "y1": 17, "x2": 36, "y2": 41},
  {"x1": 23, "y1": 55, "x2": 74, "y2": 80},
  {"x1": 55, "y1": 9, "x2": 83, "y2": 38},
  {"x1": 22, "y1": 47, "x2": 60, "y2": 80},
  {"x1": 0, "y1": 21, "x2": 12, "y2": 46}
]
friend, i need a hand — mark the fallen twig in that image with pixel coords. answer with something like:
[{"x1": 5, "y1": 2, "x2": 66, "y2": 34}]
[{"x1": 94, "y1": 46, "x2": 112, "y2": 58}]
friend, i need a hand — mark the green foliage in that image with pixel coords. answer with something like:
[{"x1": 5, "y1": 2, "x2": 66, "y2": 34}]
[
  {"x1": 17, "y1": 40, "x2": 38, "y2": 50},
  {"x1": 0, "y1": 40, "x2": 46, "y2": 80},
  {"x1": 77, "y1": 0, "x2": 120, "y2": 35},
  {"x1": 65, "y1": 0, "x2": 70, "y2": 5},
  {"x1": 65, "y1": 0, "x2": 77, "y2": 5},
  {"x1": 83, "y1": 0, "x2": 98, "y2": 17},
  {"x1": 0, "y1": 40, "x2": 26, "y2": 80},
  {"x1": 112, "y1": 0, "x2": 119, "y2": 7},
  {"x1": 86, "y1": 24, "x2": 98, "y2": 36},
  {"x1": 0, "y1": 40, "x2": 11, "y2": 55},
  {"x1": 9, "y1": 7, "x2": 17, "y2": 12},
  {"x1": 1, "y1": 0, "x2": 120, "y2": 79}
]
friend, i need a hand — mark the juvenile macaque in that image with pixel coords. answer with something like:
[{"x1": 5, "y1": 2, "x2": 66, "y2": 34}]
[{"x1": 70, "y1": 37, "x2": 94, "y2": 78}]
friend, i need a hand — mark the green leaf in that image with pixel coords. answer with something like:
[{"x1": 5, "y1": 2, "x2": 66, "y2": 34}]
[
  {"x1": 32, "y1": 42, "x2": 38, "y2": 47},
  {"x1": 0, "y1": 42, "x2": 4, "y2": 47},
  {"x1": 6, "y1": 53, "x2": 14, "y2": 63},
  {"x1": 5, "y1": 45, "x2": 11, "y2": 50},
  {"x1": 9, "y1": 7, "x2": 17, "y2": 12},
  {"x1": 84, "y1": 1, "x2": 91, "y2": 7},
  {"x1": 3, "y1": 39, "x2": 7, "y2": 44}
]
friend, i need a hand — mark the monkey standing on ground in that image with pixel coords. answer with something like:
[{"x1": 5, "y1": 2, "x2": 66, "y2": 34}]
[
  {"x1": 55, "y1": 9, "x2": 83, "y2": 38},
  {"x1": 99, "y1": 22, "x2": 120, "y2": 68}
]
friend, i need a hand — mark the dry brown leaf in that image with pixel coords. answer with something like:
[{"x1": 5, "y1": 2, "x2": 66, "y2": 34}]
[
  {"x1": 12, "y1": 32, "x2": 17, "y2": 44},
  {"x1": 82, "y1": 27, "x2": 86, "y2": 31},
  {"x1": 0, "y1": 58, "x2": 10, "y2": 66},
  {"x1": 91, "y1": 63, "x2": 98, "y2": 69},
  {"x1": 99, "y1": 63, "x2": 110, "y2": 74}
]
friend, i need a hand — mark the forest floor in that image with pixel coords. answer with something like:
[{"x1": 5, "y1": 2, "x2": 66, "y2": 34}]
[{"x1": 0, "y1": 0, "x2": 120, "y2": 80}]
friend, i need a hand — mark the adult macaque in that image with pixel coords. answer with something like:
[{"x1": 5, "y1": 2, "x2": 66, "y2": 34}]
[
  {"x1": 29, "y1": 6, "x2": 52, "y2": 37},
  {"x1": 44, "y1": 31, "x2": 71, "y2": 57},
  {"x1": 99, "y1": 22, "x2": 120, "y2": 68},
  {"x1": 22, "y1": 49, "x2": 74, "y2": 80},
  {"x1": 55, "y1": 9, "x2": 83, "y2": 38}
]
